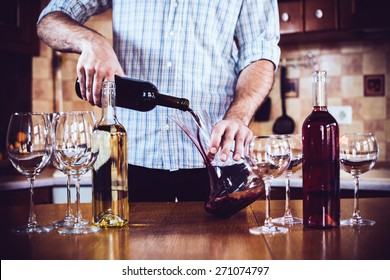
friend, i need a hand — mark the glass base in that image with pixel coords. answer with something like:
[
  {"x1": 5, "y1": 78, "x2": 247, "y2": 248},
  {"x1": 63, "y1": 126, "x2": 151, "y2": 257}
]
[
  {"x1": 52, "y1": 216, "x2": 89, "y2": 228},
  {"x1": 272, "y1": 216, "x2": 303, "y2": 225},
  {"x1": 58, "y1": 223, "x2": 100, "y2": 235},
  {"x1": 12, "y1": 224, "x2": 54, "y2": 234},
  {"x1": 249, "y1": 225, "x2": 289, "y2": 235},
  {"x1": 51, "y1": 214, "x2": 76, "y2": 228},
  {"x1": 341, "y1": 217, "x2": 375, "y2": 226}
]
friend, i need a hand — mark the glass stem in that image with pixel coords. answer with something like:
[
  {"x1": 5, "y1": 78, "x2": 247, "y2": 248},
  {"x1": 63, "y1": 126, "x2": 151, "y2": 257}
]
[
  {"x1": 27, "y1": 176, "x2": 38, "y2": 227},
  {"x1": 284, "y1": 172, "x2": 292, "y2": 217},
  {"x1": 263, "y1": 179, "x2": 273, "y2": 227},
  {"x1": 65, "y1": 174, "x2": 72, "y2": 217},
  {"x1": 352, "y1": 175, "x2": 362, "y2": 221},
  {"x1": 74, "y1": 175, "x2": 83, "y2": 225}
]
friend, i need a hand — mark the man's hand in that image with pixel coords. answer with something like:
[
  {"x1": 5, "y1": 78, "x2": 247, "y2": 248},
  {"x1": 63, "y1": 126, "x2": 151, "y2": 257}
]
[
  {"x1": 37, "y1": 12, "x2": 124, "y2": 107},
  {"x1": 77, "y1": 38, "x2": 124, "y2": 107},
  {"x1": 208, "y1": 59, "x2": 275, "y2": 162},
  {"x1": 208, "y1": 117, "x2": 253, "y2": 162}
]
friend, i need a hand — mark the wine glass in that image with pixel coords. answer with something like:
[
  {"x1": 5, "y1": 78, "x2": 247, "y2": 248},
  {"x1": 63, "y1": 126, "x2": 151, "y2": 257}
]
[
  {"x1": 47, "y1": 112, "x2": 75, "y2": 227},
  {"x1": 273, "y1": 134, "x2": 303, "y2": 225},
  {"x1": 53, "y1": 111, "x2": 100, "y2": 234},
  {"x1": 50, "y1": 152, "x2": 75, "y2": 227},
  {"x1": 340, "y1": 133, "x2": 379, "y2": 226},
  {"x1": 248, "y1": 135, "x2": 291, "y2": 235},
  {"x1": 6, "y1": 112, "x2": 53, "y2": 233}
]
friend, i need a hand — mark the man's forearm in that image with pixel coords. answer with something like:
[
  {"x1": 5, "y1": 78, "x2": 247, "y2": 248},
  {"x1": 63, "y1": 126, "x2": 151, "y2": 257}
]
[
  {"x1": 225, "y1": 59, "x2": 275, "y2": 125},
  {"x1": 37, "y1": 11, "x2": 124, "y2": 106},
  {"x1": 37, "y1": 12, "x2": 106, "y2": 54}
]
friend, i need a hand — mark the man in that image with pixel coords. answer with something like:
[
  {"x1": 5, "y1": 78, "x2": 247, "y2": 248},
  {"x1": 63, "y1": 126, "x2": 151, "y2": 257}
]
[{"x1": 37, "y1": 0, "x2": 280, "y2": 201}]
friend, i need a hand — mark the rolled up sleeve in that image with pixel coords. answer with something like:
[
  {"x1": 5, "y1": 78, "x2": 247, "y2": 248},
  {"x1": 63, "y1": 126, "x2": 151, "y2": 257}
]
[
  {"x1": 38, "y1": 0, "x2": 112, "y2": 24},
  {"x1": 235, "y1": 0, "x2": 280, "y2": 72}
]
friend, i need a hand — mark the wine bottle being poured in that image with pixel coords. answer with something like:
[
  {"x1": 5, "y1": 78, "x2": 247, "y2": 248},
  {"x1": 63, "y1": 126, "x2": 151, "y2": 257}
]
[{"x1": 75, "y1": 75, "x2": 190, "y2": 112}]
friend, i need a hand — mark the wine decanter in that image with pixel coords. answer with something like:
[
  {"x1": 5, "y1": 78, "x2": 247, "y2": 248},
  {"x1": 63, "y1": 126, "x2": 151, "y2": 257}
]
[{"x1": 170, "y1": 110, "x2": 265, "y2": 218}]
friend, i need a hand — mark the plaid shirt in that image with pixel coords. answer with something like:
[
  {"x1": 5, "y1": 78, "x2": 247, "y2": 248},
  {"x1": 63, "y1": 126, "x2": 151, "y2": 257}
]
[{"x1": 39, "y1": 0, "x2": 280, "y2": 170}]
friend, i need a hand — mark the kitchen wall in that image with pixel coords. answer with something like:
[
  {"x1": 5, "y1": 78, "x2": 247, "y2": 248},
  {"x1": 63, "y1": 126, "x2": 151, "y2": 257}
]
[
  {"x1": 32, "y1": 10, "x2": 390, "y2": 163},
  {"x1": 250, "y1": 39, "x2": 390, "y2": 163}
]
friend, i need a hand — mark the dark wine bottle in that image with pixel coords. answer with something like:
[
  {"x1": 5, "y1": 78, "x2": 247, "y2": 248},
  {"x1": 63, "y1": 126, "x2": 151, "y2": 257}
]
[
  {"x1": 75, "y1": 75, "x2": 190, "y2": 111},
  {"x1": 302, "y1": 70, "x2": 340, "y2": 229}
]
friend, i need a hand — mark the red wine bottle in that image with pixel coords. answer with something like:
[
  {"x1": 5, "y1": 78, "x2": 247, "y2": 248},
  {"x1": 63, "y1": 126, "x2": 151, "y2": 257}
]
[
  {"x1": 75, "y1": 75, "x2": 190, "y2": 111},
  {"x1": 302, "y1": 70, "x2": 340, "y2": 229}
]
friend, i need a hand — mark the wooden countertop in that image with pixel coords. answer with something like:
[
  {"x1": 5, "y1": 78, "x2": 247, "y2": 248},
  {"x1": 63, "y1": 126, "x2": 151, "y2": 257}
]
[
  {"x1": 1, "y1": 198, "x2": 390, "y2": 260},
  {"x1": 1, "y1": 164, "x2": 389, "y2": 194}
]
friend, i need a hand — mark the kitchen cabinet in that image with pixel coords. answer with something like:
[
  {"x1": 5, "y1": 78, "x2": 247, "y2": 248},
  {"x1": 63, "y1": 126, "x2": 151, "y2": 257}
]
[
  {"x1": 304, "y1": 0, "x2": 337, "y2": 32},
  {"x1": 279, "y1": 1, "x2": 303, "y2": 34},
  {"x1": 339, "y1": 0, "x2": 390, "y2": 31},
  {"x1": 279, "y1": 0, "x2": 337, "y2": 34},
  {"x1": 279, "y1": 0, "x2": 390, "y2": 44},
  {"x1": 0, "y1": 1, "x2": 40, "y2": 55}
]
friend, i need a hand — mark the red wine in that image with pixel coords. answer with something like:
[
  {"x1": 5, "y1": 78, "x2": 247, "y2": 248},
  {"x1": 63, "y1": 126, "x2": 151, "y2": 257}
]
[
  {"x1": 205, "y1": 185, "x2": 263, "y2": 218},
  {"x1": 303, "y1": 190, "x2": 340, "y2": 228},
  {"x1": 185, "y1": 110, "x2": 264, "y2": 218},
  {"x1": 340, "y1": 158, "x2": 376, "y2": 175},
  {"x1": 287, "y1": 158, "x2": 302, "y2": 172},
  {"x1": 11, "y1": 153, "x2": 47, "y2": 174},
  {"x1": 302, "y1": 71, "x2": 340, "y2": 229},
  {"x1": 205, "y1": 163, "x2": 264, "y2": 218},
  {"x1": 75, "y1": 75, "x2": 190, "y2": 111}
]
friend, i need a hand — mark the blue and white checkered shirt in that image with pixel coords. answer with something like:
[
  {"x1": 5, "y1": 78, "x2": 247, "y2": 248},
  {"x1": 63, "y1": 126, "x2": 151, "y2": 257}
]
[{"x1": 39, "y1": 0, "x2": 280, "y2": 170}]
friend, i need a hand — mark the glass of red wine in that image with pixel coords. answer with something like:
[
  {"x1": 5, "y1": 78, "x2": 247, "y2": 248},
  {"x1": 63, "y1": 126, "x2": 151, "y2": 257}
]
[
  {"x1": 340, "y1": 133, "x2": 379, "y2": 226},
  {"x1": 272, "y1": 134, "x2": 303, "y2": 225},
  {"x1": 248, "y1": 135, "x2": 291, "y2": 235}
]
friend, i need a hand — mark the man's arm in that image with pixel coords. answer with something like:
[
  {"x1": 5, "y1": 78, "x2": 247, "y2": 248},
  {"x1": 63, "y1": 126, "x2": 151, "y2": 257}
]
[
  {"x1": 37, "y1": 12, "x2": 124, "y2": 106},
  {"x1": 209, "y1": 59, "x2": 275, "y2": 161}
]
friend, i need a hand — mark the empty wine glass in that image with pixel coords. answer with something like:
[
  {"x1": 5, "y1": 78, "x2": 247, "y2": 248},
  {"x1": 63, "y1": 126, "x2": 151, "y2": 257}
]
[
  {"x1": 273, "y1": 134, "x2": 303, "y2": 225},
  {"x1": 6, "y1": 112, "x2": 53, "y2": 233},
  {"x1": 53, "y1": 111, "x2": 100, "y2": 234},
  {"x1": 340, "y1": 133, "x2": 379, "y2": 226},
  {"x1": 50, "y1": 153, "x2": 75, "y2": 227},
  {"x1": 248, "y1": 135, "x2": 291, "y2": 235}
]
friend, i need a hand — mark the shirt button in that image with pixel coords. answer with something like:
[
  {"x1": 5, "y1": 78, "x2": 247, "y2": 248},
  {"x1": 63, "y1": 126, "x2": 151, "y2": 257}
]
[
  {"x1": 163, "y1": 124, "x2": 170, "y2": 130},
  {"x1": 167, "y1": 61, "x2": 172, "y2": 68},
  {"x1": 173, "y1": 1, "x2": 178, "y2": 8},
  {"x1": 169, "y1": 31, "x2": 175, "y2": 37}
]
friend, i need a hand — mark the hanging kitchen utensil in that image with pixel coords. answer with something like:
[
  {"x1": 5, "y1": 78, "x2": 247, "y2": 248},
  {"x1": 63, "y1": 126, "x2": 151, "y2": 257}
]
[
  {"x1": 272, "y1": 63, "x2": 295, "y2": 134},
  {"x1": 254, "y1": 96, "x2": 271, "y2": 122}
]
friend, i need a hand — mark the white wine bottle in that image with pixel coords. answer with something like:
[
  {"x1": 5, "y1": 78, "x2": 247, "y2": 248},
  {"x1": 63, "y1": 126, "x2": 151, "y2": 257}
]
[{"x1": 92, "y1": 81, "x2": 129, "y2": 227}]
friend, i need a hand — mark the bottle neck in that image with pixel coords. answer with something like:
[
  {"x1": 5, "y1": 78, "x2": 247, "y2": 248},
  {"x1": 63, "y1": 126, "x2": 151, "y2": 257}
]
[
  {"x1": 100, "y1": 81, "x2": 118, "y2": 124},
  {"x1": 312, "y1": 70, "x2": 327, "y2": 110},
  {"x1": 157, "y1": 93, "x2": 190, "y2": 111}
]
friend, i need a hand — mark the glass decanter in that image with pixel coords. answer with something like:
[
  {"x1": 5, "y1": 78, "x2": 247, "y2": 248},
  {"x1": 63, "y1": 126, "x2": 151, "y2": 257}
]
[{"x1": 170, "y1": 110, "x2": 265, "y2": 218}]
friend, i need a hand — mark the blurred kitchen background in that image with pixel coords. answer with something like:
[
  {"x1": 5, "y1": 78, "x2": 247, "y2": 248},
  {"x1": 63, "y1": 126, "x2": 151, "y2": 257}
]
[{"x1": 1, "y1": 0, "x2": 390, "y2": 165}]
